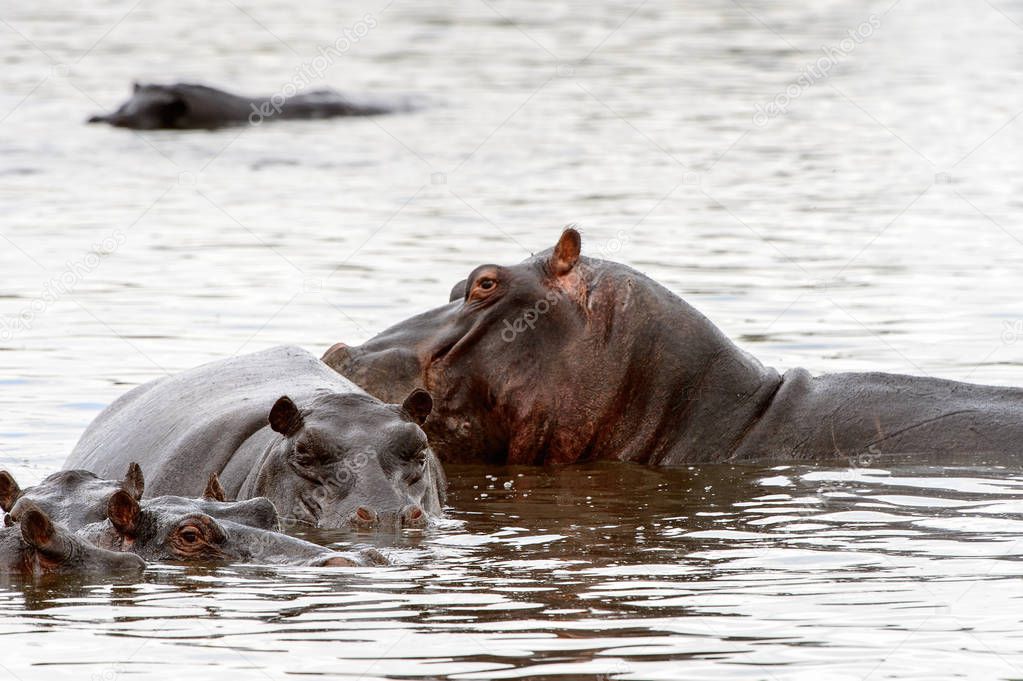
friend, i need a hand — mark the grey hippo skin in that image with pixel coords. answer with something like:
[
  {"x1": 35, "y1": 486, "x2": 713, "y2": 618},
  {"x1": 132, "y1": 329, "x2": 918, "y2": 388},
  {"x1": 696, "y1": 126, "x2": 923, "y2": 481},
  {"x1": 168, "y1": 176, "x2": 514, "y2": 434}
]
[
  {"x1": 65, "y1": 346, "x2": 445, "y2": 529},
  {"x1": 1, "y1": 465, "x2": 277, "y2": 532},
  {"x1": 2, "y1": 466, "x2": 385, "y2": 567},
  {"x1": 325, "y1": 228, "x2": 1023, "y2": 466},
  {"x1": 0, "y1": 501, "x2": 145, "y2": 576},
  {"x1": 88, "y1": 82, "x2": 412, "y2": 130},
  {"x1": 77, "y1": 489, "x2": 387, "y2": 567}
]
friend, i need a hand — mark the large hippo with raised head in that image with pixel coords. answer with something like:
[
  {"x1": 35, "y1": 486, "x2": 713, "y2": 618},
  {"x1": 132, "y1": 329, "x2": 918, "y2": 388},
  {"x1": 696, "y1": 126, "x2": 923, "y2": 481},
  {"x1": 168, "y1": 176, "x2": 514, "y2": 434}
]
[
  {"x1": 325, "y1": 228, "x2": 1023, "y2": 465},
  {"x1": 66, "y1": 346, "x2": 444, "y2": 529}
]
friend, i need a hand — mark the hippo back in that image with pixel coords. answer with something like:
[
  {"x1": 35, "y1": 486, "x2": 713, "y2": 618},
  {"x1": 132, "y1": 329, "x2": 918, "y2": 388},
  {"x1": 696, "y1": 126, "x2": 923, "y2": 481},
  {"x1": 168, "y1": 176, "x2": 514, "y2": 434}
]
[{"x1": 65, "y1": 346, "x2": 368, "y2": 498}]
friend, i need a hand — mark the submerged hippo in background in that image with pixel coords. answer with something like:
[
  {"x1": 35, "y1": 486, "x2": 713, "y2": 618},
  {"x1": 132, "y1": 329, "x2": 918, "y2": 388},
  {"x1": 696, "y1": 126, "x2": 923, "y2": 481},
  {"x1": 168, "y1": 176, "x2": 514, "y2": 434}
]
[
  {"x1": 326, "y1": 228, "x2": 1023, "y2": 466},
  {"x1": 88, "y1": 82, "x2": 413, "y2": 130},
  {"x1": 66, "y1": 346, "x2": 445, "y2": 529},
  {"x1": 0, "y1": 501, "x2": 145, "y2": 576}
]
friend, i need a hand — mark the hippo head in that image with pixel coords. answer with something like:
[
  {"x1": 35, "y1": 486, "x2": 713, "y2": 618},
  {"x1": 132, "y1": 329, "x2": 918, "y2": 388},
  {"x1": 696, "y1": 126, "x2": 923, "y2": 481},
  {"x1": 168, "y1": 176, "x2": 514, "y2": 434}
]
[
  {"x1": 249, "y1": 389, "x2": 444, "y2": 529},
  {"x1": 85, "y1": 491, "x2": 379, "y2": 567},
  {"x1": 1, "y1": 465, "x2": 144, "y2": 531},
  {"x1": 2, "y1": 500, "x2": 145, "y2": 575},
  {"x1": 88, "y1": 83, "x2": 189, "y2": 129},
  {"x1": 326, "y1": 228, "x2": 755, "y2": 465}
]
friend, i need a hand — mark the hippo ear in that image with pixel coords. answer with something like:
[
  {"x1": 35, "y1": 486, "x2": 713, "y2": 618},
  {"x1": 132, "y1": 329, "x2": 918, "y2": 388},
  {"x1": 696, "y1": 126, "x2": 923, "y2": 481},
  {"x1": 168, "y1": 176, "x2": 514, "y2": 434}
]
[
  {"x1": 107, "y1": 489, "x2": 141, "y2": 537},
  {"x1": 321, "y1": 343, "x2": 350, "y2": 371},
  {"x1": 133, "y1": 81, "x2": 141, "y2": 93},
  {"x1": 0, "y1": 470, "x2": 21, "y2": 513},
  {"x1": 449, "y1": 279, "x2": 467, "y2": 302},
  {"x1": 3, "y1": 513, "x2": 11, "y2": 528},
  {"x1": 550, "y1": 227, "x2": 581, "y2": 276},
  {"x1": 401, "y1": 389, "x2": 433, "y2": 426},
  {"x1": 203, "y1": 473, "x2": 227, "y2": 502},
  {"x1": 20, "y1": 503, "x2": 56, "y2": 550},
  {"x1": 269, "y1": 396, "x2": 304, "y2": 436},
  {"x1": 122, "y1": 462, "x2": 145, "y2": 501}
]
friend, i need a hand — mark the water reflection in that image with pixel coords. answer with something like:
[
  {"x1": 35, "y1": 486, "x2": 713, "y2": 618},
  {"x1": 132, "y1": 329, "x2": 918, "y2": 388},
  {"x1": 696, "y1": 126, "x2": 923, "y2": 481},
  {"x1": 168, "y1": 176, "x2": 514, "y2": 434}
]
[{"x1": 2, "y1": 463, "x2": 1023, "y2": 678}]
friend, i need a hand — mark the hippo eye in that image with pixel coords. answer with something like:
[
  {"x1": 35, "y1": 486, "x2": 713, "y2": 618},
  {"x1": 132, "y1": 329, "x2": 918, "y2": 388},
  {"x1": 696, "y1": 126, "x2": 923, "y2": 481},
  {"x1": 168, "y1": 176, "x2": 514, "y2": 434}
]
[
  {"x1": 179, "y1": 526, "x2": 202, "y2": 544},
  {"x1": 469, "y1": 276, "x2": 499, "y2": 302}
]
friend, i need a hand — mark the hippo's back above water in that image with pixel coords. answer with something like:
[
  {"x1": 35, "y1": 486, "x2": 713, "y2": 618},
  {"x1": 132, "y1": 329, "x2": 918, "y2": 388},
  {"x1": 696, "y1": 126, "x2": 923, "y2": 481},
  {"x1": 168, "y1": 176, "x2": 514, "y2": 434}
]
[{"x1": 66, "y1": 346, "x2": 369, "y2": 498}]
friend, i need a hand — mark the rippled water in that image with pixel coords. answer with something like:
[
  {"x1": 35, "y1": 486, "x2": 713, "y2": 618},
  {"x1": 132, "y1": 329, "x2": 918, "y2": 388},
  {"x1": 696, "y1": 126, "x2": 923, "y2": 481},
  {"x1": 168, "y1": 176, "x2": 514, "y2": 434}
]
[{"x1": 3, "y1": 0, "x2": 1023, "y2": 678}]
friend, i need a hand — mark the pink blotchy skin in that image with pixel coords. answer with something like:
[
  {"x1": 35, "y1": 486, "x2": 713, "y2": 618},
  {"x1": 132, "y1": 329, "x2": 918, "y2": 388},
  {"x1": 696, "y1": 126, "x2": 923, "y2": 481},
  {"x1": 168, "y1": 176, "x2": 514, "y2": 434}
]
[{"x1": 327, "y1": 229, "x2": 1023, "y2": 467}]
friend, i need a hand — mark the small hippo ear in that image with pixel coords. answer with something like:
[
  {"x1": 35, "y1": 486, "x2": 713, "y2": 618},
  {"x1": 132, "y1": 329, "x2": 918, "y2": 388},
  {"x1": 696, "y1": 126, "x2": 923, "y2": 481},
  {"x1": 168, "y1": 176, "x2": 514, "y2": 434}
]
[
  {"x1": 550, "y1": 227, "x2": 581, "y2": 276},
  {"x1": 107, "y1": 489, "x2": 141, "y2": 537},
  {"x1": 269, "y1": 396, "x2": 304, "y2": 436},
  {"x1": 3, "y1": 513, "x2": 11, "y2": 528},
  {"x1": 321, "y1": 343, "x2": 350, "y2": 371},
  {"x1": 20, "y1": 503, "x2": 55, "y2": 547},
  {"x1": 133, "y1": 81, "x2": 142, "y2": 93},
  {"x1": 449, "y1": 279, "x2": 467, "y2": 302},
  {"x1": 122, "y1": 462, "x2": 145, "y2": 501},
  {"x1": 401, "y1": 389, "x2": 433, "y2": 426},
  {"x1": 203, "y1": 473, "x2": 227, "y2": 502},
  {"x1": 0, "y1": 470, "x2": 22, "y2": 513}
]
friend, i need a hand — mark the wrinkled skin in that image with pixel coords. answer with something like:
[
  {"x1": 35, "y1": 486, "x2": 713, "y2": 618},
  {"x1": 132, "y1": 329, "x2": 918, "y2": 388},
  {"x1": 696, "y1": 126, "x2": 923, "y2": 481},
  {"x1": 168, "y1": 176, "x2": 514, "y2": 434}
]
[
  {"x1": 66, "y1": 346, "x2": 445, "y2": 529},
  {"x1": 1, "y1": 466, "x2": 278, "y2": 533},
  {"x1": 0, "y1": 501, "x2": 145, "y2": 576},
  {"x1": 78, "y1": 491, "x2": 387, "y2": 567},
  {"x1": 88, "y1": 82, "x2": 407, "y2": 130},
  {"x1": 326, "y1": 228, "x2": 1023, "y2": 465}
]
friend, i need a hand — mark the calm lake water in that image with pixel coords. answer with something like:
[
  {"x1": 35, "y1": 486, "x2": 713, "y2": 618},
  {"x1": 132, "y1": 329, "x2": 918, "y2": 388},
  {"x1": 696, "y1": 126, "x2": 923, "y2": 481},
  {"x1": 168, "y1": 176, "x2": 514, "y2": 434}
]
[{"x1": 3, "y1": 0, "x2": 1023, "y2": 678}]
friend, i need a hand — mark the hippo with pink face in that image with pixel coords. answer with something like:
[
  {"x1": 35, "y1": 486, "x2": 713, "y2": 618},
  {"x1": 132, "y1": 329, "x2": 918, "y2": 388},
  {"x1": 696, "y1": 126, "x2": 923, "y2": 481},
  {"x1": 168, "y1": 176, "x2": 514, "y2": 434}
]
[{"x1": 325, "y1": 228, "x2": 1023, "y2": 465}]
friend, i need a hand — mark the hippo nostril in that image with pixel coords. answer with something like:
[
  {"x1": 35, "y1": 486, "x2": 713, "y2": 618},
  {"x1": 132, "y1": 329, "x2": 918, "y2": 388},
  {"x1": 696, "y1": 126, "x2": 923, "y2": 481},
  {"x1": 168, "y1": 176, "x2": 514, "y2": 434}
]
[
  {"x1": 401, "y1": 505, "x2": 426, "y2": 527},
  {"x1": 355, "y1": 507, "x2": 375, "y2": 523}
]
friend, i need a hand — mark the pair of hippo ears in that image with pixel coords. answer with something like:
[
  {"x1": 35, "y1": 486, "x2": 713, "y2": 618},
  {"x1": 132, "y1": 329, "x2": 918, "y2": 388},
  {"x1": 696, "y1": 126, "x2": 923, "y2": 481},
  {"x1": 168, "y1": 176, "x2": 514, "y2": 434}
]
[
  {"x1": 446, "y1": 227, "x2": 582, "y2": 302},
  {"x1": 268, "y1": 390, "x2": 434, "y2": 437}
]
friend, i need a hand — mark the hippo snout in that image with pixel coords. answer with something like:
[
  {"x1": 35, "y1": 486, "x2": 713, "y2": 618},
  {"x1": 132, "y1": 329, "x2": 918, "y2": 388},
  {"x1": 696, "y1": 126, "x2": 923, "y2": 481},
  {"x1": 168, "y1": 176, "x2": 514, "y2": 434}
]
[
  {"x1": 336, "y1": 504, "x2": 428, "y2": 530},
  {"x1": 308, "y1": 547, "x2": 389, "y2": 567},
  {"x1": 400, "y1": 504, "x2": 427, "y2": 528}
]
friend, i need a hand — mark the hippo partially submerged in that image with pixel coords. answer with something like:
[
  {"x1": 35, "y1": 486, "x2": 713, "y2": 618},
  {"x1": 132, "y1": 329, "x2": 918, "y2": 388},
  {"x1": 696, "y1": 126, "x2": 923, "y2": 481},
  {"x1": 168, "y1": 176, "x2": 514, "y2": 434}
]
[
  {"x1": 1, "y1": 466, "x2": 276, "y2": 532},
  {"x1": 66, "y1": 346, "x2": 445, "y2": 529},
  {"x1": 326, "y1": 228, "x2": 1023, "y2": 465},
  {"x1": 1, "y1": 501, "x2": 145, "y2": 576},
  {"x1": 2, "y1": 466, "x2": 385, "y2": 567},
  {"x1": 88, "y1": 82, "x2": 412, "y2": 130}
]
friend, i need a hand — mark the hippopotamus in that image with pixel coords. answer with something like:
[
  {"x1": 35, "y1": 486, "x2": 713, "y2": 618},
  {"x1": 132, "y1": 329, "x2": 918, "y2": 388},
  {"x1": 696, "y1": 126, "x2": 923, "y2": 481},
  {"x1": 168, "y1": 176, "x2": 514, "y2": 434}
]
[
  {"x1": 2, "y1": 466, "x2": 385, "y2": 567},
  {"x1": 1, "y1": 466, "x2": 276, "y2": 532},
  {"x1": 0, "y1": 501, "x2": 145, "y2": 576},
  {"x1": 88, "y1": 82, "x2": 410, "y2": 130},
  {"x1": 78, "y1": 489, "x2": 386, "y2": 566},
  {"x1": 65, "y1": 346, "x2": 445, "y2": 529},
  {"x1": 325, "y1": 228, "x2": 1023, "y2": 465}
]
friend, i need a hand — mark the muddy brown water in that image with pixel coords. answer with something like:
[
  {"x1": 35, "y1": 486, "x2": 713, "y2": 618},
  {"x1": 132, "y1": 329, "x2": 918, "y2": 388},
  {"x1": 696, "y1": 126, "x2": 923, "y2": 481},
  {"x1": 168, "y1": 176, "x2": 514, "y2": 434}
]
[{"x1": 4, "y1": 0, "x2": 1023, "y2": 678}]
